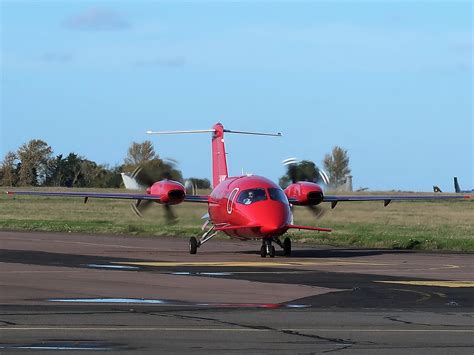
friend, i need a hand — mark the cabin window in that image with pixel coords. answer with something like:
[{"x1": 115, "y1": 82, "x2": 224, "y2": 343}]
[
  {"x1": 237, "y1": 189, "x2": 267, "y2": 205},
  {"x1": 268, "y1": 188, "x2": 289, "y2": 204}
]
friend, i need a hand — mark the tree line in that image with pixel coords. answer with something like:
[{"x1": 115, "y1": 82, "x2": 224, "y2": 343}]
[
  {"x1": 1, "y1": 139, "x2": 349, "y2": 189},
  {"x1": 0, "y1": 140, "x2": 211, "y2": 189},
  {"x1": 279, "y1": 146, "x2": 351, "y2": 188}
]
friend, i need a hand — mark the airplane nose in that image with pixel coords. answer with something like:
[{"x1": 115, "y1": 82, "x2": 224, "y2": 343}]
[
  {"x1": 260, "y1": 223, "x2": 286, "y2": 236},
  {"x1": 251, "y1": 201, "x2": 291, "y2": 236}
]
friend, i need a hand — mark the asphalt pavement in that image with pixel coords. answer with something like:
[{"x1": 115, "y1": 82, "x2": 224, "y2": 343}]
[{"x1": 0, "y1": 231, "x2": 473, "y2": 353}]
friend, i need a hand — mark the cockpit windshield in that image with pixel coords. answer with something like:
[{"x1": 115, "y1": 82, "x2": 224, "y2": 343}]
[
  {"x1": 237, "y1": 189, "x2": 267, "y2": 205},
  {"x1": 268, "y1": 188, "x2": 289, "y2": 204}
]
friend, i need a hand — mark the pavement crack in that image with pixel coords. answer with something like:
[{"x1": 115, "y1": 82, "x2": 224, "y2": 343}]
[
  {"x1": 385, "y1": 316, "x2": 457, "y2": 327},
  {"x1": 0, "y1": 320, "x2": 17, "y2": 326},
  {"x1": 279, "y1": 329, "x2": 351, "y2": 345},
  {"x1": 156, "y1": 312, "x2": 354, "y2": 348},
  {"x1": 322, "y1": 343, "x2": 354, "y2": 353}
]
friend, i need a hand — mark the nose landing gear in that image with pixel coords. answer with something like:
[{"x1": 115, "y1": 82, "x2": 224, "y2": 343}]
[
  {"x1": 260, "y1": 239, "x2": 275, "y2": 258},
  {"x1": 189, "y1": 225, "x2": 218, "y2": 255},
  {"x1": 260, "y1": 237, "x2": 291, "y2": 258}
]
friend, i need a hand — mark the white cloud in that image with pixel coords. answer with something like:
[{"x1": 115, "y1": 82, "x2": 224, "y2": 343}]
[{"x1": 63, "y1": 8, "x2": 130, "y2": 31}]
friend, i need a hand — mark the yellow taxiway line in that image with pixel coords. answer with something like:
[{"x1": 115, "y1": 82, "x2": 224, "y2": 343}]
[
  {"x1": 376, "y1": 281, "x2": 474, "y2": 288},
  {"x1": 116, "y1": 260, "x2": 391, "y2": 268}
]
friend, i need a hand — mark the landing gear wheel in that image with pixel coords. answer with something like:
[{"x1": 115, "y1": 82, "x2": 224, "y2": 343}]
[
  {"x1": 283, "y1": 237, "x2": 291, "y2": 256},
  {"x1": 189, "y1": 237, "x2": 198, "y2": 255},
  {"x1": 260, "y1": 245, "x2": 267, "y2": 258},
  {"x1": 269, "y1": 245, "x2": 276, "y2": 258}
]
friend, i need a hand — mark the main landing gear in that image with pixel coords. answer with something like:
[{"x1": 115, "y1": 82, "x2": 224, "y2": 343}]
[
  {"x1": 189, "y1": 225, "x2": 218, "y2": 255},
  {"x1": 260, "y1": 237, "x2": 291, "y2": 258}
]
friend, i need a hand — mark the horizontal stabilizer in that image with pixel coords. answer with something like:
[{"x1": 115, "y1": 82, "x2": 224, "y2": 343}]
[{"x1": 287, "y1": 224, "x2": 332, "y2": 232}]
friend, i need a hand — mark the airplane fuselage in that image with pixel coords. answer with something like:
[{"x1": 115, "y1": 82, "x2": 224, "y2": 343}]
[{"x1": 208, "y1": 175, "x2": 292, "y2": 240}]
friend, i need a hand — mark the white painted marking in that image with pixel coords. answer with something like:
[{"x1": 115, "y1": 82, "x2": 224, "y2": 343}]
[
  {"x1": 0, "y1": 346, "x2": 109, "y2": 350},
  {"x1": 227, "y1": 187, "x2": 239, "y2": 214},
  {"x1": 86, "y1": 264, "x2": 139, "y2": 270},
  {"x1": 49, "y1": 298, "x2": 165, "y2": 304},
  {"x1": 118, "y1": 260, "x2": 393, "y2": 267}
]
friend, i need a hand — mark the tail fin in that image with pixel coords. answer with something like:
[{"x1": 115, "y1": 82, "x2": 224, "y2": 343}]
[
  {"x1": 454, "y1": 177, "x2": 461, "y2": 193},
  {"x1": 212, "y1": 123, "x2": 229, "y2": 187},
  {"x1": 147, "y1": 122, "x2": 281, "y2": 188}
]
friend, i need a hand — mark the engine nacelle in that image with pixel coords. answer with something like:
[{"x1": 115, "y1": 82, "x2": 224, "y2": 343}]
[
  {"x1": 147, "y1": 180, "x2": 185, "y2": 205},
  {"x1": 284, "y1": 182, "x2": 324, "y2": 206}
]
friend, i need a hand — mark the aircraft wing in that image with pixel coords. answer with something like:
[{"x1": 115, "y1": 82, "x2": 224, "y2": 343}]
[
  {"x1": 5, "y1": 191, "x2": 209, "y2": 203},
  {"x1": 322, "y1": 194, "x2": 470, "y2": 207},
  {"x1": 286, "y1": 224, "x2": 331, "y2": 232}
]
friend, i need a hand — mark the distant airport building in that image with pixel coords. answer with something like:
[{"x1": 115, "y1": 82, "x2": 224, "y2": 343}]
[{"x1": 335, "y1": 175, "x2": 353, "y2": 192}]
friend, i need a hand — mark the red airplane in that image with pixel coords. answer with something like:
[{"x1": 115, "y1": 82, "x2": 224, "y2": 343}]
[{"x1": 6, "y1": 123, "x2": 470, "y2": 257}]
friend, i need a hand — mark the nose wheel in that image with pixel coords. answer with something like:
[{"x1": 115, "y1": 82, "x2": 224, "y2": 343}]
[
  {"x1": 283, "y1": 237, "x2": 291, "y2": 256},
  {"x1": 189, "y1": 225, "x2": 218, "y2": 255},
  {"x1": 260, "y1": 237, "x2": 292, "y2": 257},
  {"x1": 189, "y1": 237, "x2": 198, "y2": 254},
  {"x1": 260, "y1": 239, "x2": 276, "y2": 258}
]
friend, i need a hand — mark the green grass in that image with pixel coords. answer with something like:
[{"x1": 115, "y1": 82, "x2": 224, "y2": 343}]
[{"x1": 1, "y1": 188, "x2": 472, "y2": 251}]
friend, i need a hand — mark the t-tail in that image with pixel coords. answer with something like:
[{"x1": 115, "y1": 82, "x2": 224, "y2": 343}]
[
  {"x1": 454, "y1": 177, "x2": 461, "y2": 193},
  {"x1": 147, "y1": 122, "x2": 282, "y2": 188}
]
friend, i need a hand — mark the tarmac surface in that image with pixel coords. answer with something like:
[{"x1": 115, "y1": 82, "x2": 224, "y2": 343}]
[{"x1": 0, "y1": 230, "x2": 473, "y2": 353}]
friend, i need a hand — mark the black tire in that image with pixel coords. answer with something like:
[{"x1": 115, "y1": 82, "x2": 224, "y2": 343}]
[
  {"x1": 260, "y1": 245, "x2": 267, "y2": 258},
  {"x1": 189, "y1": 237, "x2": 198, "y2": 255},
  {"x1": 283, "y1": 237, "x2": 291, "y2": 256},
  {"x1": 269, "y1": 245, "x2": 276, "y2": 258}
]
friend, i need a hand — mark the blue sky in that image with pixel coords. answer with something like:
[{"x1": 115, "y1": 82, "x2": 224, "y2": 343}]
[{"x1": 1, "y1": 1, "x2": 472, "y2": 191}]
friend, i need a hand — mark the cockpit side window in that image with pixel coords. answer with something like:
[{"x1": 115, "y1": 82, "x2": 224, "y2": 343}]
[
  {"x1": 237, "y1": 188, "x2": 267, "y2": 205},
  {"x1": 268, "y1": 187, "x2": 289, "y2": 204}
]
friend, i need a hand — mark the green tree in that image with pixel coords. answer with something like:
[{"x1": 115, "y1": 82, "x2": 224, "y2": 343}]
[
  {"x1": 123, "y1": 140, "x2": 183, "y2": 186},
  {"x1": 187, "y1": 177, "x2": 211, "y2": 189},
  {"x1": 124, "y1": 140, "x2": 156, "y2": 166},
  {"x1": 279, "y1": 160, "x2": 323, "y2": 188},
  {"x1": 17, "y1": 139, "x2": 53, "y2": 186},
  {"x1": 45, "y1": 154, "x2": 67, "y2": 187},
  {"x1": 45, "y1": 153, "x2": 123, "y2": 188},
  {"x1": 323, "y1": 146, "x2": 351, "y2": 186},
  {"x1": 0, "y1": 151, "x2": 19, "y2": 187},
  {"x1": 99, "y1": 165, "x2": 124, "y2": 188},
  {"x1": 133, "y1": 159, "x2": 183, "y2": 184}
]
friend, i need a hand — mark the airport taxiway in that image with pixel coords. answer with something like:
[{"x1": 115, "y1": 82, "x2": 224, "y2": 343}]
[{"x1": 0, "y1": 231, "x2": 473, "y2": 353}]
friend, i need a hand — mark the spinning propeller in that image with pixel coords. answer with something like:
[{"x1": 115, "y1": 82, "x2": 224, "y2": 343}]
[
  {"x1": 283, "y1": 158, "x2": 328, "y2": 219},
  {"x1": 126, "y1": 161, "x2": 178, "y2": 224}
]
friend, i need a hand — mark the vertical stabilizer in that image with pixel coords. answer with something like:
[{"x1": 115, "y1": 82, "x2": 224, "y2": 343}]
[
  {"x1": 454, "y1": 177, "x2": 461, "y2": 193},
  {"x1": 212, "y1": 123, "x2": 229, "y2": 187},
  {"x1": 147, "y1": 122, "x2": 280, "y2": 189}
]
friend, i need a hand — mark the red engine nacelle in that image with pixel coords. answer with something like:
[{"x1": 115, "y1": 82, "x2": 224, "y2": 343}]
[
  {"x1": 146, "y1": 180, "x2": 185, "y2": 205},
  {"x1": 284, "y1": 182, "x2": 324, "y2": 206}
]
